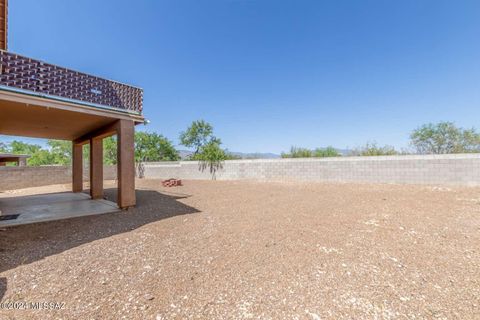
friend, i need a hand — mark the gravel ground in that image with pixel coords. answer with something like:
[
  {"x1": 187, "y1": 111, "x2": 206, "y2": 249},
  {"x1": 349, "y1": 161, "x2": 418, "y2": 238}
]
[{"x1": 0, "y1": 179, "x2": 479, "y2": 319}]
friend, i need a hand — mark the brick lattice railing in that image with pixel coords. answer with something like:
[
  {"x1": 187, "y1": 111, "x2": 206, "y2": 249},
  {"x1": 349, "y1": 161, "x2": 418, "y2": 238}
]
[{"x1": 0, "y1": 50, "x2": 143, "y2": 113}]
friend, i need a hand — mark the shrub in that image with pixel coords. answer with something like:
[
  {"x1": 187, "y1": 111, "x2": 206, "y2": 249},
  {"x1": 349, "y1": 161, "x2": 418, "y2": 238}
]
[
  {"x1": 281, "y1": 147, "x2": 313, "y2": 158},
  {"x1": 313, "y1": 146, "x2": 340, "y2": 157},
  {"x1": 350, "y1": 142, "x2": 398, "y2": 156}
]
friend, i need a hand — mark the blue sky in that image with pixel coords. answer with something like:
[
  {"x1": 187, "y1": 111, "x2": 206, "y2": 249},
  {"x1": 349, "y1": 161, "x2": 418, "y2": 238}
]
[{"x1": 2, "y1": 0, "x2": 480, "y2": 153}]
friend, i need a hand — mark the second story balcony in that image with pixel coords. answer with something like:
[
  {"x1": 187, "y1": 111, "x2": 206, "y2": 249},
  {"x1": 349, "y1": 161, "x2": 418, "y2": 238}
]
[{"x1": 0, "y1": 50, "x2": 143, "y2": 115}]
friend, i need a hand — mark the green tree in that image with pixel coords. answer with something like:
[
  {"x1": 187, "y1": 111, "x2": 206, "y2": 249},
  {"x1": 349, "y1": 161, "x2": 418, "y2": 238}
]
[
  {"x1": 0, "y1": 141, "x2": 8, "y2": 153},
  {"x1": 314, "y1": 146, "x2": 340, "y2": 157},
  {"x1": 179, "y1": 120, "x2": 217, "y2": 156},
  {"x1": 103, "y1": 136, "x2": 118, "y2": 165},
  {"x1": 180, "y1": 120, "x2": 230, "y2": 178},
  {"x1": 9, "y1": 140, "x2": 42, "y2": 155},
  {"x1": 29, "y1": 149, "x2": 56, "y2": 166},
  {"x1": 1, "y1": 132, "x2": 180, "y2": 168},
  {"x1": 194, "y1": 140, "x2": 228, "y2": 179},
  {"x1": 410, "y1": 122, "x2": 480, "y2": 154},
  {"x1": 47, "y1": 140, "x2": 72, "y2": 165},
  {"x1": 132, "y1": 132, "x2": 179, "y2": 178},
  {"x1": 462, "y1": 128, "x2": 480, "y2": 152},
  {"x1": 80, "y1": 133, "x2": 179, "y2": 166},
  {"x1": 350, "y1": 142, "x2": 398, "y2": 156},
  {"x1": 8, "y1": 141, "x2": 55, "y2": 166},
  {"x1": 135, "y1": 132, "x2": 180, "y2": 162}
]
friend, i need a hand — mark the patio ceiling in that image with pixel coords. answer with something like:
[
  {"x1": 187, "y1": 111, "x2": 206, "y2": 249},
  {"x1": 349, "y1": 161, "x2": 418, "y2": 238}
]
[{"x1": 0, "y1": 89, "x2": 144, "y2": 140}]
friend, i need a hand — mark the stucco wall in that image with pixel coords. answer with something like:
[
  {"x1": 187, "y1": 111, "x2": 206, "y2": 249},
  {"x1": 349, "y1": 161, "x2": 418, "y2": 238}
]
[
  {"x1": 0, "y1": 165, "x2": 117, "y2": 191},
  {"x1": 143, "y1": 154, "x2": 480, "y2": 186}
]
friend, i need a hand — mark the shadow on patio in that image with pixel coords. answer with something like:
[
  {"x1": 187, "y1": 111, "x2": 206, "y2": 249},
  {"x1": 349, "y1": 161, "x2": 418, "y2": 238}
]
[{"x1": 0, "y1": 188, "x2": 201, "y2": 274}]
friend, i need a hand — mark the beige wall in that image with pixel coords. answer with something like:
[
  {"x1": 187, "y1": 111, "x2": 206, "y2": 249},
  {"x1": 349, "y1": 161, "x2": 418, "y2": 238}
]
[
  {"x1": 143, "y1": 154, "x2": 480, "y2": 186},
  {"x1": 0, "y1": 165, "x2": 117, "y2": 191}
]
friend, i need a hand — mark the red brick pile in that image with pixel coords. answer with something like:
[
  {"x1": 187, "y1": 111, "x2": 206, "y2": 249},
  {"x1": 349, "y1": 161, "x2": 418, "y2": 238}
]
[{"x1": 162, "y1": 179, "x2": 183, "y2": 187}]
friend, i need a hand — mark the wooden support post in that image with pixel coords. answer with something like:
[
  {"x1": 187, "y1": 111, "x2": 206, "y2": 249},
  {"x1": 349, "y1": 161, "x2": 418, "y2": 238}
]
[
  {"x1": 90, "y1": 138, "x2": 104, "y2": 199},
  {"x1": 72, "y1": 143, "x2": 83, "y2": 192},
  {"x1": 117, "y1": 119, "x2": 136, "y2": 208}
]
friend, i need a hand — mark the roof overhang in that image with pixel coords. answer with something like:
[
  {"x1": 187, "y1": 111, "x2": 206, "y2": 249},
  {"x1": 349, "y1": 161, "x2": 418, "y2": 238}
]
[
  {"x1": 0, "y1": 89, "x2": 145, "y2": 141},
  {"x1": 0, "y1": 153, "x2": 30, "y2": 161}
]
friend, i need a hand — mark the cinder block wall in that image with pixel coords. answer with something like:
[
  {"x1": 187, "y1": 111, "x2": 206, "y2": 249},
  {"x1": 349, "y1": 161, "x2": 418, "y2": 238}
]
[
  {"x1": 2, "y1": 155, "x2": 479, "y2": 190},
  {"x1": 0, "y1": 165, "x2": 117, "y2": 191},
  {"x1": 143, "y1": 154, "x2": 480, "y2": 186}
]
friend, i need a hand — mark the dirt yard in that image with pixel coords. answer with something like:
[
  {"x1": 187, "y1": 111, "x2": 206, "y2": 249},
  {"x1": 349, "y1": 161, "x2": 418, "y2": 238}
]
[{"x1": 1, "y1": 180, "x2": 479, "y2": 319}]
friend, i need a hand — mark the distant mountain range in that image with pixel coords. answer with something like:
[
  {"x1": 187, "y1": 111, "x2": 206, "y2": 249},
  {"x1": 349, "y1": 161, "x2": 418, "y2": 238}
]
[
  {"x1": 335, "y1": 149, "x2": 352, "y2": 156},
  {"x1": 178, "y1": 150, "x2": 194, "y2": 159},
  {"x1": 228, "y1": 151, "x2": 281, "y2": 159},
  {"x1": 178, "y1": 148, "x2": 352, "y2": 160},
  {"x1": 177, "y1": 150, "x2": 280, "y2": 160}
]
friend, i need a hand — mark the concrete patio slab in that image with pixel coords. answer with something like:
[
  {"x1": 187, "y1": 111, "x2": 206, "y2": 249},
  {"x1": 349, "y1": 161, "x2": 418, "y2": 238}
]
[{"x1": 0, "y1": 192, "x2": 119, "y2": 227}]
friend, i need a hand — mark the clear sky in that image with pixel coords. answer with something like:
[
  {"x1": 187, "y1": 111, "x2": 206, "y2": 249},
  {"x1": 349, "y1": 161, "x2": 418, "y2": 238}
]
[{"x1": 3, "y1": 0, "x2": 480, "y2": 153}]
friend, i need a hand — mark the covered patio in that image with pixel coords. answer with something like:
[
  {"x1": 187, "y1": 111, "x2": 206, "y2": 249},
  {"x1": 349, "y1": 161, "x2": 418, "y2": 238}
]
[{"x1": 0, "y1": 50, "x2": 144, "y2": 225}]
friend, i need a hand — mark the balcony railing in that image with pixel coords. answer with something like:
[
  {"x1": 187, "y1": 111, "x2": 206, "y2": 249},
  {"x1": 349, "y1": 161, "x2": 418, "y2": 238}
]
[{"x1": 0, "y1": 50, "x2": 143, "y2": 114}]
